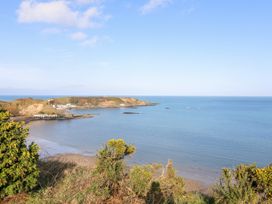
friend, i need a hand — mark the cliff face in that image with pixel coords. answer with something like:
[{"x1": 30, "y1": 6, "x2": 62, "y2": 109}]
[
  {"x1": 0, "y1": 98, "x2": 64, "y2": 117},
  {"x1": 0, "y1": 97, "x2": 153, "y2": 117}
]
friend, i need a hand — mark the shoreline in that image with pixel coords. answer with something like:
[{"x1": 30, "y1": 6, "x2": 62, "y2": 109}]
[
  {"x1": 43, "y1": 153, "x2": 211, "y2": 194},
  {"x1": 28, "y1": 120, "x2": 219, "y2": 186},
  {"x1": 12, "y1": 114, "x2": 94, "y2": 124}
]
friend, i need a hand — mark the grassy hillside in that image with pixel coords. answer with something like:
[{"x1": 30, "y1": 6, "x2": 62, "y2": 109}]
[
  {"x1": 0, "y1": 97, "x2": 152, "y2": 117},
  {"x1": 50, "y1": 96, "x2": 152, "y2": 108},
  {"x1": 0, "y1": 98, "x2": 63, "y2": 116}
]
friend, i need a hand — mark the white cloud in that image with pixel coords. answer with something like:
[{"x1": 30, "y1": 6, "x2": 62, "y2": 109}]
[
  {"x1": 16, "y1": 0, "x2": 112, "y2": 47},
  {"x1": 70, "y1": 32, "x2": 88, "y2": 40},
  {"x1": 41, "y1": 27, "x2": 62, "y2": 34},
  {"x1": 17, "y1": 0, "x2": 105, "y2": 29},
  {"x1": 75, "y1": 0, "x2": 102, "y2": 5},
  {"x1": 79, "y1": 35, "x2": 112, "y2": 47},
  {"x1": 140, "y1": 0, "x2": 172, "y2": 14},
  {"x1": 80, "y1": 36, "x2": 99, "y2": 46}
]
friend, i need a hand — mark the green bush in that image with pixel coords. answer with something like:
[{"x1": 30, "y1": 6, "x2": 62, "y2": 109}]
[
  {"x1": 159, "y1": 160, "x2": 185, "y2": 203},
  {"x1": 146, "y1": 181, "x2": 165, "y2": 204},
  {"x1": 213, "y1": 165, "x2": 260, "y2": 204},
  {"x1": 0, "y1": 109, "x2": 40, "y2": 199},
  {"x1": 90, "y1": 139, "x2": 135, "y2": 199},
  {"x1": 129, "y1": 165, "x2": 153, "y2": 197},
  {"x1": 214, "y1": 164, "x2": 272, "y2": 204},
  {"x1": 254, "y1": 165, "x2": 272, "y2": 200},
  {"x1": 180, "y1": 192, "x2": 214, "y2": 204}
]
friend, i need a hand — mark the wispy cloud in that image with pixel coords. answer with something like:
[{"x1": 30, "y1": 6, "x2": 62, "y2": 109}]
[
  {"x1": 80, "y1": 36, "x2": 99, "y2": 46},
  {"x1": 69, "y1": 32, "x2": 111, "y2": 47},
  {"x1": 75, "y1": 0, "x2": 103, "y2": 5},
  {"x1": 41, "y1": 27, "x2": 63, "y2": 35},
  {"x1": 182, "y1": 6, "x2": 195, "y2": 15},
  {"x1": 140, "y1": 0, "x2": 172, "y2": 14},
  {"x1": 80, "y1": 35, "x2": 112, "y2": 47},
  {"x1": 70, "y1": 32, "x2": 88, "y2": 41}
]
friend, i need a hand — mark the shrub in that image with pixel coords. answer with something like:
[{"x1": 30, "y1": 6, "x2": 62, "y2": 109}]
[
  {"x1": 0, "y1": 109, "x2": 40, "y2": 199},
  {"x1": 90, "y1": 139, "x2": 135, "y2": 199},
  {"x1": 159, "y1": 160, "x2": 185, "y2": 203},
  {"x1": 181, "y1": 192, "x2": 214, "y2": 204},
  {"x1": 254, "y1": 165, "x2": 272, "y2": 200},
  {"x1": 214, "y1": 164, "x2": 272, "y2": 204},
  {"x1": 27, "y1": 165, "x2": 94, "y2": 204},
  {"x1": 146, "y1": 181, "x2": 165, "y2": 204},
  {"x1": 213, "y1": 165, "x2": 259, "y2": 204},
  {"x1": 129, "y1": 165, "x2": 153, "y2": 197}
]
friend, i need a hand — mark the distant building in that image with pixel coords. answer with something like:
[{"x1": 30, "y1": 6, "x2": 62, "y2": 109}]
[
  {"x1": 53, "y1": 103, "x2": 77, "y2": 110},
  {"x1": 33, "y1": 114, "x2": 58, "y2": 119}
]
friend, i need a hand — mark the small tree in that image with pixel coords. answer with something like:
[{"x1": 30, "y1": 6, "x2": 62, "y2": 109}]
[
  {"x1": 0, "y1": 109, "x2": 40, "y2": 199},
  {"x1": 90, "y1": 139, "x2": 135, "y2": 199}
]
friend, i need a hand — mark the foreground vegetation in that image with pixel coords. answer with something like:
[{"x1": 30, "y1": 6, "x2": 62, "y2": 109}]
[
  {"x1": 0, "y1": 109, "x2": 39, "y2": 199},
  {"x1": 214, "y1": 164, "x2": 272, "y2": 204},
  {"x1": 25, "y1": 140, "x2": 212, "y2": 204},
  {"x1": 1, "y1": 109, "x2": 271, "y2": 203}
]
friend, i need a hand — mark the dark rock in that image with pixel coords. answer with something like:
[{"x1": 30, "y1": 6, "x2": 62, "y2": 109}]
[{"x1": 123, "y1": 112, "x2": 140, "y2": 114}]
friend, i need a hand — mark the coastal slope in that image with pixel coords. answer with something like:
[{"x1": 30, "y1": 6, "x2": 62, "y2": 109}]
[{"x1": 0, "y1": 97, "x2": 153, "y2": 121}]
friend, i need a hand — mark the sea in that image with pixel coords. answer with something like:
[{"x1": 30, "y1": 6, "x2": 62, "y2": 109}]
[{"x1": 1, "y1": 96, "x2": 272, "y2": 184}]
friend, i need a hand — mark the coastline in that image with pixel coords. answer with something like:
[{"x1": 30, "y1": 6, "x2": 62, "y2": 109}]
[
  {"x1": 20, "y1": 95, "x2": 272, "y2": 196},
  {"x1": 29, "y1": 131, "x2": 211, "y2": 193},
  {"x1": 1, "y1": 96, "x2": 155, "y2": 123},
  {"x1": 12, "y1": 113, "x2": 94, "y2": 124},
  {"x1": 27, "y1": 107, "x2": 221, "y2": 186},
  {"x1": 44, "y1": 153, "x2": 210, "y2": 194}
]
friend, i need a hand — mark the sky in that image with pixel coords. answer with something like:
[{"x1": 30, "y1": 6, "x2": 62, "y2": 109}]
[{"x1": 0, "y1": 0, "x2": 272, "y2": 96}]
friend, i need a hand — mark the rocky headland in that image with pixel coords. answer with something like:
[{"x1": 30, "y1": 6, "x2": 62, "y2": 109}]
[{"x1": 0, "y1": 97, "x2": 154, "y2": 122}]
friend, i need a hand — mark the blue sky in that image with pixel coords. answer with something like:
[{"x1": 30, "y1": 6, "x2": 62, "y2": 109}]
[{"x1": 0, "y1": 0, "x2": 272, "y2": 96}]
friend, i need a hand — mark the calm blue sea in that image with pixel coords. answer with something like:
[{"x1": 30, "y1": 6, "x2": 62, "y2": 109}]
[{"x1": 1, "y1": 96, "x2": 272, "y2": 184}]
